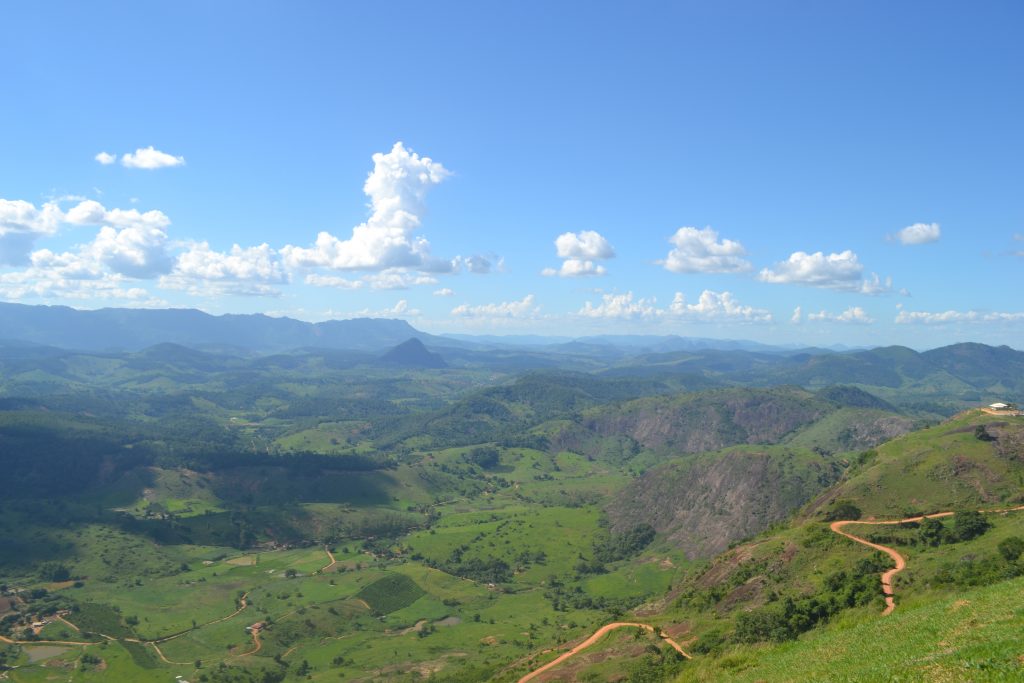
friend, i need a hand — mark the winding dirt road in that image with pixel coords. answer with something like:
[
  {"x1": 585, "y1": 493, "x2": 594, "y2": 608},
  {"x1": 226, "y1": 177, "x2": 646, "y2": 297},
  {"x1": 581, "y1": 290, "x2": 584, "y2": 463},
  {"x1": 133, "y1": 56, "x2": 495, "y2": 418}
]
[
  {"x1": 516, "y1": 622, "x2": 690, "y2": 683},
  {"x1": 831, "y1": 504, "x2": 1024, "y2": 615}
]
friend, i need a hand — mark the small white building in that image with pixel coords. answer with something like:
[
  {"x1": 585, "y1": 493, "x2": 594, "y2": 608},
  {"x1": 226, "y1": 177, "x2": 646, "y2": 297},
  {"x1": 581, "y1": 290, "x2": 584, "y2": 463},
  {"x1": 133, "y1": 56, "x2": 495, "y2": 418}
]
[{"x1": 989, "y1": 402, "x2": 1010, "y2": 410}]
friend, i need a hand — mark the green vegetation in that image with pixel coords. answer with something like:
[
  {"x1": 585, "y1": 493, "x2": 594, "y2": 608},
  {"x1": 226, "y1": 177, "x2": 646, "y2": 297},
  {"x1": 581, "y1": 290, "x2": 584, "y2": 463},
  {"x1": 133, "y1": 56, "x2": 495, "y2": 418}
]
[
  {"x1": 354, "y1": 574, "x2": 426, "y2": 614},
  {"x1": 1, "y1": 332, "x2": 1022, "y2": 682}
]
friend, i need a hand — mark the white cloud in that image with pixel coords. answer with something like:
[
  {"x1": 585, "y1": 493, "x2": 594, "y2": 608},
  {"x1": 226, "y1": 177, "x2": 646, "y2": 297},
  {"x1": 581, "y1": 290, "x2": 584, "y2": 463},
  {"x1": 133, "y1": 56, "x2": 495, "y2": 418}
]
[
  {"x1": 120, "y1": 146, "x2": 186, "y2": 169},
  {"x1": 668, "y1": 290, "x2": 772, "y2": 322},
  {"x1": 661, "y1": 227, "x2": 751, "y2": 274},
  {"x1": 579, "y1": 289, "x2": 770, "y2": 322},
  {"x1": 544, "y1": 230, "x2": 615, "y2": 277},
  {"x1": 433, "y1": 287, "x2": 454, "y2": 297},
  {"x1": 0, "y1": 197, "x2": 164, "y2": 266},
  {"x1": 0, "y1": 266, "x2": 165, "y2": 305},
  {"x1": 807, "y1": 306, "x2": 875, "y2": 323},
  {"x1": 759, "y1": 250, "x2": 892, "y2": 295},
  {"x1": 894, "y1": 222, "x2": 941, "y2": 245},
  {"x1": 0, "y1": 199, "x2": 64, "y2": 264},
  {"x1": 895, "y1": 309, "x2": 1024, "y2": 324},
  {"x1": 94, "y1": 151, "x2": 117, "y2": 165},
  {"x1": 461, "y1": 254, "x2": 492, "y2": 274},
  {"x1": 452, "y1": 294, "x2": 538, "y2": 318},
  {"x1": 555, "y1": 230, "x2": 615, "y2": 259},
  {"x1": 579, "y1": 292, "x2": 660, "y2": 320},
  {"x1": 161, "y1": 242, "x2": 288, "y2": 297},
  {"x1": 350, "y1": 299, "x2": 421, "y2": 318},
  {"x1": 791, "y1": 306, "x2": 803, "y2": 324},
  {"x1": 281, "y1": 142, "x2": 451, "y2": 273},
  {"x1": 543, "y1": 259, "x2": 606, "y2": 277},
  {"x1": 304, "y1": 269, "x2": 437, "y2": 291}
]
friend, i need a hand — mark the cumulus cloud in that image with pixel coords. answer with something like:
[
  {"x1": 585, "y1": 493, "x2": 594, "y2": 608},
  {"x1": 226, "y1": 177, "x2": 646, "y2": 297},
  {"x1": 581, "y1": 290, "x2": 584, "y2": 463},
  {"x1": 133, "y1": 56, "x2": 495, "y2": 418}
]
[
  {"x1": 894, "y1": 222, "x2": 941, "y2": 245},
  {"x1": 578, "y1": 291, "x2": 660, "y2": 320},
  {"x1": 0, "y1": 199, "x2": 65, "y2": 264},
  {"x1": 0, "y1": 197, "x2": 167, "y2": 266},
  {"x1": 94, "y1": 151, "x2": 117, "y2": 165},
  {"x1": 543, "y1": 230, "x2": 615, "y2": 277},
  {"x1": 461, "y1": 254, "x2": 493, "y2": 274},
  {"x1": 791, "y1": 306, "x2": 803, "y2": 324},
  {"x1": 895, "y1": 308, "x2": 1024, "y2": 324},
  {"x1": 159, "y1": 242, "x2": 289, "y2": 296},
  {"x1": 807, "y1": 306, "x2": 875, "y2": 323},
  {"x1": 0, "y1": 265, "x2": 166, "y2": 305},
  {"x1": 281, "y1": 142, "x2": 451, "y2": 273},
  {"x1": 759, "y1": 250, "x2": 891, "y2": 295},
  {"x1": 668, "y1": 290, "x2": 772, "y2": 322},
  {"x1": 452, "y1": 294, "x2": 538, "y2": 318},
  {"x1": 579, "y1": 289, "x2": 770, "y2": 322},
  {"x1": 660, "y1": 227, "x2": 751, "y2": 274},
  {"x1": 120, "y1": 146, "x2": 186, "y2": 169},
  {"x1": 433, "y1": 288, "x2": 454, "y2": 297}
]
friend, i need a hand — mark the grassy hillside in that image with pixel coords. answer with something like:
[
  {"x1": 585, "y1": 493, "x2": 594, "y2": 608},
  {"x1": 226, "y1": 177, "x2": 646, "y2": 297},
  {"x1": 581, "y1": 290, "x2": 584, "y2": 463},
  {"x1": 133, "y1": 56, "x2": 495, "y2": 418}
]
[
  {"x1": 675, "y1": 575, "x2": 1024, "y2": 682},
  {"x1": 810, "y1": 410, "x2": 1024, "y2": 518}
]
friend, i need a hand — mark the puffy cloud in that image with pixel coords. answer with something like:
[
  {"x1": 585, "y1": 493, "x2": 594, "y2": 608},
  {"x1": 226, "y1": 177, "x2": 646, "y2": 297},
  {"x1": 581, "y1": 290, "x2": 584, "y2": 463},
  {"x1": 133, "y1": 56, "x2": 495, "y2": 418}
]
[
  {"x1": 661, "y1": 227, "x2": 751, "y2": 274},
  {"x1": 579, "y1": 292, "x2": 660, "y2": 320},
  {"x1": 304, "y1": 274, "x2": 364, "y2": 289},
  {"x1": 452, "y1": 294, "x2": 538, "y2": 318},
  {"x1": 555, "y1": 230, "x2": 615, "y2": 260},
  {"x1": 0, "y1": 266, "x2": 165, "y2": 305},
  {"x1": 579, "y1": 289, "x2": 770, "y2": 322},
  {"x1": 807, "y1": 306, "x2": 875, "y2": 323},
  {"x1": 791, "y1": 306, "x2": 803, "y2": 324},
  {"x1": 668, "y1": 290, "x2": 772, "y2": 322},
  {"x1": 461, "y1": 254, "x2": 492, "y2": 274},
  {"x1": 281, "y1": 142, "x2": 451, "y2": 272},
  {"x1": 94, "y1": 151, "x2": 117, "y2": 165},
  {"x1": 0, "y1": 197, "x2": 167, "y2": 266},
  {"x1": 759, "y1": 250, "x2": 891, "y2": 295},
  {"x1": 161, "y1": 242, "x2": 289, "y2": 296},
  {"x1": 64, "y1": 200, "x2": 171, "y2": 231},
  {"x1": 544, "y1": 230, "x2": 615, "y2": 277},
  {"x1": 87, "y1": 224, "x2": 173, "y2": 278},
  {"x1": 894, "y1": 222, "x2": 941, "y2": 245},
  {"x1": 895, "y1": 309, "x2": 1024, "y2": 324},
  {"x1": 0, "y1": 199, "x2": 64, "y2": 264},
  {"x1": 543, "y1": 259, "x2": 606, "y2": 277},
  {"x1": 120, "y1": 146, "x2": 186, "y2": 169},
  {"x1": 433, "y1": 287, "x2": 454, "y2": 296}
]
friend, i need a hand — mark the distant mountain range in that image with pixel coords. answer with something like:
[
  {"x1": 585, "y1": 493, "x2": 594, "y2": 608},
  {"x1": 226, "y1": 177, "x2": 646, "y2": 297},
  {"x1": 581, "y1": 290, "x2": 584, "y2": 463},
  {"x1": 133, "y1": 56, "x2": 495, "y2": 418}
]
[
  {"x1": 0, "y1": 301, "x2": 434, "y2": 353},
  {"x1": 0, "y1": 302, "x2": 863, "y2": 355}
]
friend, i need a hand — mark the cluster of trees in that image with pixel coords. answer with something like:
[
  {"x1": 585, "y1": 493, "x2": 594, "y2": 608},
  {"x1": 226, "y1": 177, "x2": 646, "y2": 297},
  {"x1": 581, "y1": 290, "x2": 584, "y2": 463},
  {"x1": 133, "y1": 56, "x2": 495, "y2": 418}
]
[
  {"x1": 734, "y1": 557, "x2": 887, "y2": 644},
  {"x1": 918, "y1": 511, "x2": 991, "y2": 547},
  {"x1": 932, "y1": 535, "x2": 1024, "y2": 588},
  {"x1": 576, "y1": 524, "x2": 657, "y2": 575}
]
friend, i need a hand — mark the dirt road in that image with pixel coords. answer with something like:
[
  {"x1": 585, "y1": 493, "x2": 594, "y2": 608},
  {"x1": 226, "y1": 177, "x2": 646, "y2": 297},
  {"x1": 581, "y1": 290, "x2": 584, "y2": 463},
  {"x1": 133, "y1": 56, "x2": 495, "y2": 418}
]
[
  {"x1": 517, "y1": 622, "x2": 690, "y2": 683},
  {"x1": 320, "y1": 546, "x2": 337, "y2": 573},
  {"x1": 831, "y1": 504, "x2": 1024, "y2": 615}
]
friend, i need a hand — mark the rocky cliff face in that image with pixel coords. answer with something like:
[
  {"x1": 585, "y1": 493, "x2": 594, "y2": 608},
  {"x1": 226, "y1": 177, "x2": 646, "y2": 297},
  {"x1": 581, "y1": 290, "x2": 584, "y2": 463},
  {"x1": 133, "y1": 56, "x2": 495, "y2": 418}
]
[
  {"x1": 607, "y1": 448, "x2": 842, "y2": 559},
  {"x1": 550, "y1": 388, "x2": 829, "y2": 459}
]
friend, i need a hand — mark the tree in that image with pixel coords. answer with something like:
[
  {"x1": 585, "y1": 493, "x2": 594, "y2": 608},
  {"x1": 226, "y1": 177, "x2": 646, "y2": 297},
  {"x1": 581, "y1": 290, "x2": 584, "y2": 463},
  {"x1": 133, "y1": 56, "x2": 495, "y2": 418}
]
[
  {"x1": 998, "y1": 536, "x2": 1024, "y2": 562},
  {"x1": 953, "y1": 511, "x2": 991, "y2": 542},
  {"x1": 919, "y1": 518, "x2": 948, "y2": 546}
]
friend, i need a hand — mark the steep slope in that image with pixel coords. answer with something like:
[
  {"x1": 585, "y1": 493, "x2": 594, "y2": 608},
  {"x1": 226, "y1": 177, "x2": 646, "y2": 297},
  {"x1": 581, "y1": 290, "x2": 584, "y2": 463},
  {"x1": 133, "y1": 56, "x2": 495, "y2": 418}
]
[
  {"x1": 607, "y1": 446, "x2": 842, "y2": 558},
  {"x1": 808, "y1": 409, "x2": 1024, "y2": 518}
]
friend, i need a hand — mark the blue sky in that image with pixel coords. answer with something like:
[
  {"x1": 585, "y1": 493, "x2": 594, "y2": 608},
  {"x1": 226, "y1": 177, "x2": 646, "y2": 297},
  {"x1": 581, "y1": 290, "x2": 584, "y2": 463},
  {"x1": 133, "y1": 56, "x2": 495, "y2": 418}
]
[{"x1": 2, "y1": 1, "x2": 1022, "y2": 347}]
